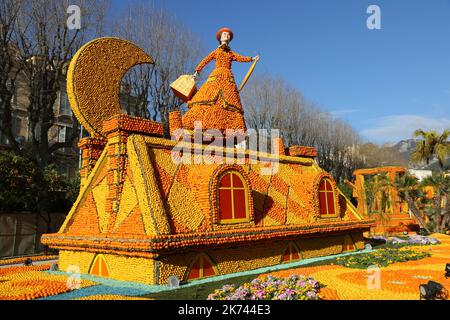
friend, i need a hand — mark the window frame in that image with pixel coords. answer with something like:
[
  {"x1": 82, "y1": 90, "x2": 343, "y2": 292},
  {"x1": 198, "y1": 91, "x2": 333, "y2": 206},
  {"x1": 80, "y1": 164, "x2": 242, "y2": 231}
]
[
  {"x1": 89, "y1": 254, "x2": 110, "y2": 278},
  {"x1": 59, "y1": 89, "x2": 72, "y2": 116},
  {"x1": 185, "y1": 253, "x2": 218, "y2": 281},
  {"x1": 342, "y1": 235, "x2": 356, "y2": 252},
  {"x1": 217, "y1": 170, "x2": 250, "y2": 224},
  {"x1": 281, "y1": 242, "x2": 302, "y2": 263},
  {"x1": 318, "y1": 178, "x2": 337, "y2": 217},
  {"x1": 58, "y1": 125, "x2": 67, "y2": 143},
  {"x1": 314, "y1": 174, "x2": 340, "y2": 219},
  {"x1": 12, "y1": 116, "x2": 22, "y2": 137}
]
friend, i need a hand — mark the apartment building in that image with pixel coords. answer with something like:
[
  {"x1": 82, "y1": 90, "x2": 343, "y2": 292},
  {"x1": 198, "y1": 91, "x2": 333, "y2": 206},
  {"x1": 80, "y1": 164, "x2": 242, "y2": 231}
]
[{"x1": 0, "y1": 61, "x2": 141, "y2": 178}]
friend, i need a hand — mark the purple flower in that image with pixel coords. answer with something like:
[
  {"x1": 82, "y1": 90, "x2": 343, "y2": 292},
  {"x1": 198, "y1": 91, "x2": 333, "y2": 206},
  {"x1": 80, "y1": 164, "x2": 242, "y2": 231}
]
[
  {"x1": 297, "y1": 280, "x2": 306, "y2": 287},
  {"x1": 285, "y1": 288, "x2": 295, "y2": 295},
  {"x1": 253, "y1": 290, "x2": 266, "y2": 299},
  {"x1": 221, "y1": 284, "x2": 234, "y2": 292},
  {"x1": 307, "y1": 279, "x2": 319, "y2": 288},
  {"x1": 208, "y1": 274, "x2": 322, "y2": 300},
  {"x1": 277, "y1": 293, "x2": 287, "y2": 300},
  {"x1": 306, "y1": 291, "x2": 317, "y2": 300}
]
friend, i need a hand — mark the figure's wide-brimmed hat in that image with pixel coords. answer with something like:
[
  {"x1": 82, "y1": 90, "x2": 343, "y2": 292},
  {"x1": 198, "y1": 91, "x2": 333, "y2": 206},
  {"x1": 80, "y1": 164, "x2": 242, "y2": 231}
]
[{"x1": 216, "y1": 27, "x2": 234, "y2": 41}]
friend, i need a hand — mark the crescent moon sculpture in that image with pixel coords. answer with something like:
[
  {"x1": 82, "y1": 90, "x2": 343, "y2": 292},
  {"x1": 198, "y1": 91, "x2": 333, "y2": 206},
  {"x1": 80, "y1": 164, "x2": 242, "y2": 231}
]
[{"x1": 67, "y1": 37, "x2": 154, "y2": 138}]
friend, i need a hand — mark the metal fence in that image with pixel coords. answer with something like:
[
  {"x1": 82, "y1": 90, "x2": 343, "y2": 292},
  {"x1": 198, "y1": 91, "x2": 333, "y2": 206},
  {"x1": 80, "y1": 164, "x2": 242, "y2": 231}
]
[{"x1": 0, "y1": 212, "x2": 66, "y2": 258}]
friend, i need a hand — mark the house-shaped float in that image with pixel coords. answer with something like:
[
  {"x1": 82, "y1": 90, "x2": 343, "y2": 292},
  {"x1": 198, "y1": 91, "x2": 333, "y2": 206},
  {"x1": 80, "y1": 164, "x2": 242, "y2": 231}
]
[
  {"x1": 41, "y1": 37, "x2": 375, "y2": 285},
  {"x1": 42, "y1": 113, "x2": 375, "y2": 285}
]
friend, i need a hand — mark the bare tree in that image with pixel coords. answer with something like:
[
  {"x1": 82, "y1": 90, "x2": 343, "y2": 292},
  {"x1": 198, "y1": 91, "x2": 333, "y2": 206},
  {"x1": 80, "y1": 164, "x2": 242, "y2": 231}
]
[
  {"x1": 242, "y1": 73, "x2": 363, "y2": 183},
  {"x1": 14, "y1": 0, "x2": 108, "y2": 163},
  {"x1": 0, "y1": 0, "x2": 24, "y2": 152},
  {"x1": 112, "y1": 3, "x2": 203, "y2": 136},
  {"x1": 0, "y1": 0, "x2": 109, "y2": 231}
]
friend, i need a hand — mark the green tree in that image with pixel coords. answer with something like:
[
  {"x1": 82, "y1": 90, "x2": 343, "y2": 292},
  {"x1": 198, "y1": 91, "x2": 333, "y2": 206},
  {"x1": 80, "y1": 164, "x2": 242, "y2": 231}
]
[
  {"x1": 420, "y1": 173, "x2": 450, "y2": 233},
  {"x1": 412, "y1": 129, "x2": 450, "y2": 170},
  {"x1": 365, "y1": 172, "x2": 393, "y2": 236},
  {"x1": 0, "y1": 0, "x2": 108, "y2": 237},
  {"x1": 338, "y1": 182, "x2": 353, "y2": 200},
  {"x1": 0, "y1": 151, "x2": 37, "y2": 211},
  {"x1": 0, "y1": 151, "x2": 75, "y2": 232},
  {"x1": 395, "y1": 173, "x2": 429, "y2": 231}
]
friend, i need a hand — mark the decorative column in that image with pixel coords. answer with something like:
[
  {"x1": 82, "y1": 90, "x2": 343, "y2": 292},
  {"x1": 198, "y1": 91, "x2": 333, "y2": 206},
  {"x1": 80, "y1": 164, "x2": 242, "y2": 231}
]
[
  {"x1": 353, "y1": 173, "x2": 367, "y2": 216},
  {"x1": 102, "y1": 114, "x2": 164, "y2": 214},
  {"x1": 78, "y1": 137, "x2": 107, "y2": 189},
  {"x1": 169, "y1": 110, "x2": 183, "y2": 138},
  {"x1": 272, "y1": 137, "x2": 286, "y2": 156},
  {"x1": 388, "y1": 170, "x2": 401, "y2": 215}
]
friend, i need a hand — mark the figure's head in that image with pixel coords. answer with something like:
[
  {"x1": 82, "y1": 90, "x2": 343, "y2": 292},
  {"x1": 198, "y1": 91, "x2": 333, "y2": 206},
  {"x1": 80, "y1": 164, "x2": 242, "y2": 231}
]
[{"x1": 216, "y1": 27, "x2": 233, "y2": 44}]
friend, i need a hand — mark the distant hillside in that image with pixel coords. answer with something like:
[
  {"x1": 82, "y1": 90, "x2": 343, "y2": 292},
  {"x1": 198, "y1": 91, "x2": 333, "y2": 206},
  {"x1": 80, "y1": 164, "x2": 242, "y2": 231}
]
[{"x1": 387, "y1": 139, "x2": 450, "y2": 170}]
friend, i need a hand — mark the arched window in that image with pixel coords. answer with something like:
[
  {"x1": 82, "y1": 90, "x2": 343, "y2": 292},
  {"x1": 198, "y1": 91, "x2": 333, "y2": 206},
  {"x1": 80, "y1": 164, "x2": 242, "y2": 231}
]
[
  {"x1": 318, "y1": 178, "x2": 336, "y2": 216},
  {"x1": 342, "y1": 236, "x2": 356, "y2": 252},
  {"x1": 186, "y1": 254, "x2": 218, "y2": 281},
  {"x1": 89, "y1": 254, "x2": 110, "y2": 278},
  {"x1": 218, "y1": 171, "x2": 249, "y2": 223},
  {"x1": 282, "y1": 242, "x2": 301, "y2": 263}
]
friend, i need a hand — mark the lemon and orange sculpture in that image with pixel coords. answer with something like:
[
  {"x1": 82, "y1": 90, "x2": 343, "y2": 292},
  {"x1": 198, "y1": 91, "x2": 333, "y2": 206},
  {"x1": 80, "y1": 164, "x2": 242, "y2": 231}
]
[{"x1": 41, "y1": 37, "x2": 375, "y2": 285}]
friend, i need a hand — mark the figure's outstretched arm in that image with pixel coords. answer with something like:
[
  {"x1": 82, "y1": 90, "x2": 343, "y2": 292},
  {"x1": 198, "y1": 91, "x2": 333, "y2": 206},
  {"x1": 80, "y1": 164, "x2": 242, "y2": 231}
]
[
  {"x1": 195, "y1": 50, "x2": 216, "y2": 73},
  {"x1": 232, "y1": 52, "x2": 253, "y2": 62}
]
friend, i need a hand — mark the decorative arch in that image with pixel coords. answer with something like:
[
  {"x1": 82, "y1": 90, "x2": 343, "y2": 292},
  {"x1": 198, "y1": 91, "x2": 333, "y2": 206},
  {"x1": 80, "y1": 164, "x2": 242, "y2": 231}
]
[
  {"x1": 210, "y1": 165, "x2": 254, "y2": 225},
  {"x1": 185, "y1": 253, "x2": 219, "y2": 281},
  {"x1": 313, "y1": 173, "x2": 339, "y2": 218},
  {"x1": 281, "y1": 242, "x2": 302, "y2": 263},
  {"x1": 89, "y1": 254, "x2": 110, "y2": 278}
]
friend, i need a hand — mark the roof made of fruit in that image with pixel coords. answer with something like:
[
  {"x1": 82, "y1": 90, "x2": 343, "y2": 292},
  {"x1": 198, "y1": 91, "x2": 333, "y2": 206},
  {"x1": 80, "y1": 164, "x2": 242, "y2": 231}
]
[{"x1": 41, "y1": 135, "x2": 374, "y2": 256}]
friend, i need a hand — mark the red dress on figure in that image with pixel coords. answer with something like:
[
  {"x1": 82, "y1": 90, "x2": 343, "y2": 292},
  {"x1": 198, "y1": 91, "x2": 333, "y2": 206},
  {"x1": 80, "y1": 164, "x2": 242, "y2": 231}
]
[{"x1": 182, "y1": 44, "x2": 253, "y2": 133}]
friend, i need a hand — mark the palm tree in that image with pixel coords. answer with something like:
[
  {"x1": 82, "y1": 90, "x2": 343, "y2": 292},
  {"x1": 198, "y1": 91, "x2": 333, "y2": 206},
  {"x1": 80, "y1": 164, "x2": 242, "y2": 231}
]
[
  {"x1": 412, "y1": 129, "x2": 450, "y2": 170},
  {"x1": 395, "y1": 173, "x2": 429, "y2": 231},
  {"x1": 420, "y1": 173, "x2": 450, "y2": 233},
  {"x1": 365, "y1": 172, "x2": 393, "y2": 236}
]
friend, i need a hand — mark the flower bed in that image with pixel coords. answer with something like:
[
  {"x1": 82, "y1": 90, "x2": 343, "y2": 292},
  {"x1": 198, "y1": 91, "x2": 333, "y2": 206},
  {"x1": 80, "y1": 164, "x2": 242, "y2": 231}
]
[
  {"x1": 389, "y1": 235, "x2": 440, "y2": 246},
  {"x1": 371, "y1": 235, "x2": 440, "y2": 248},
  {"x1": 76, "y1": 294, "x2": 151, "y2": 300},
  {"x1": 207, "y1": 274, "x2": 321, "y2": 300},
  {"x1": 335, "y1": 247, "x2": 430, "y2": 269}
]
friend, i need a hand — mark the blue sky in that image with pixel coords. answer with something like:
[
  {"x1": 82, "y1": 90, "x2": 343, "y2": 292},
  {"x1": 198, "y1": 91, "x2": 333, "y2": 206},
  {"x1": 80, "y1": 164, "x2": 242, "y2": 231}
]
[{"x1": 110, "y1": 0, "x2": 450, "y2": 144}]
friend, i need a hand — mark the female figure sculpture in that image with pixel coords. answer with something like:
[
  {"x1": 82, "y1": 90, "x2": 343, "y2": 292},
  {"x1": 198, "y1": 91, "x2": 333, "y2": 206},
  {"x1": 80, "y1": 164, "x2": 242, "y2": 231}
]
[{"x1": 182, "y1": 27, "x2": 259, "y2": 133}]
